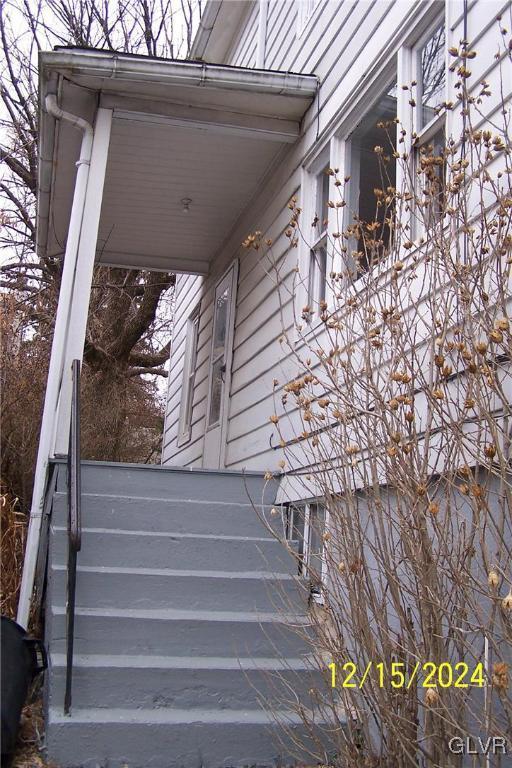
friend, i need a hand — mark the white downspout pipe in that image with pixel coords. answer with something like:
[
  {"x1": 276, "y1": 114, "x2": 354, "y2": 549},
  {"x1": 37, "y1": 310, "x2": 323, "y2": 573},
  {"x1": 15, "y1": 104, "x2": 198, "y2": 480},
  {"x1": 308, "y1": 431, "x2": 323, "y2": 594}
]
[
  {"x1": 16, "y1": 95, "x2": 93, "y2": 629},
  {"x1": 256, "y1": 0, "x2": 268, "y2": 69}
]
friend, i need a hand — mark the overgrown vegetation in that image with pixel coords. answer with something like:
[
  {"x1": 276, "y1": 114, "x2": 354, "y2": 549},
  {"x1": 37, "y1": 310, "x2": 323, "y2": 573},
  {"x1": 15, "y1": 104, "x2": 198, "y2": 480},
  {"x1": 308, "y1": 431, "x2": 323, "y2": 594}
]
[
  {"x1": 0, "y1": 0, "x2": 204, "y2": 510},
  {"x1": 247, "y1": 22, "x2": 512, "y2": 768}
]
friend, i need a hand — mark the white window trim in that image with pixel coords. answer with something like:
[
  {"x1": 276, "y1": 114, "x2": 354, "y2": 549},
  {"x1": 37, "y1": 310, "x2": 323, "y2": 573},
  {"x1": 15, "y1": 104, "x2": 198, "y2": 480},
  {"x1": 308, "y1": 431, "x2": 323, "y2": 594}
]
[
  {"x1": 296, "y1": 0, "x2": 320, "y2": 39},
  {"x1": 287, "y1": 499, "x2": 329, "y2": 604},
  {"x1": 400, "y1": 12, "x2": 447, "y2": 244},
  {"x1": 177, "y1": 305, "x2": 200, "y2": 447},
  {"x1": 296, "y1": 143, "x2": 340, "y2": 341}
]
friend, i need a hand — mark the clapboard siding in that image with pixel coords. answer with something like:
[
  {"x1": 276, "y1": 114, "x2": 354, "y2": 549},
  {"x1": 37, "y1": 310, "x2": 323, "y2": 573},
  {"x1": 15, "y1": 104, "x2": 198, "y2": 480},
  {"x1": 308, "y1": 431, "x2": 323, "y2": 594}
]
[{"x1": 162, "y1": 0, "x2": 510, "y2": 482}]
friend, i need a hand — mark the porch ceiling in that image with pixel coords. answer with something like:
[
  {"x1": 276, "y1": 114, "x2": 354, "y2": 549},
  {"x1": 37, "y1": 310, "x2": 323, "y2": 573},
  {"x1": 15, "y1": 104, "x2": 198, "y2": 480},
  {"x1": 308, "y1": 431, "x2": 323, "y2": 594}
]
[{"x1": 38, "y1": 48, "x2": 318, "y2": 274}]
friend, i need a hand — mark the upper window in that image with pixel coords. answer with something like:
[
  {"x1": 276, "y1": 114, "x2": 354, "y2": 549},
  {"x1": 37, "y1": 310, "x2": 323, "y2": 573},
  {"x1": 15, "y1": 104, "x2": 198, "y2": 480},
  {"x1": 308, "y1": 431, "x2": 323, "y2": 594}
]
[
  {"x1": 345, "y1": 81, "x2": 397, "y2": 278},
  {"x1": 307, "y1": 164, "x2": 330, "y2": 318},
  {"x1": 177, "y1": 307, "x2": 200, "y2": 445},
  {"x1": 417, "y1": 23, "x2": 446, "y2": 131},
  {"x1": 297, "y1": 0, "x2": 320, "y2": 36},
  {"x1": 412, "y1": 20, "x2": 446, "y2": 233}
]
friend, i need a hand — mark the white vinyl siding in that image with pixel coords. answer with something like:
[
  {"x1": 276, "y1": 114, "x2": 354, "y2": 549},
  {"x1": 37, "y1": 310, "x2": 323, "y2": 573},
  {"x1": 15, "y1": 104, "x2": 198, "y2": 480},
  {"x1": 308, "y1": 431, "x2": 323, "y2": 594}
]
[{"x1": 162, "y1": 0, "x2": 509, "y2": 481}]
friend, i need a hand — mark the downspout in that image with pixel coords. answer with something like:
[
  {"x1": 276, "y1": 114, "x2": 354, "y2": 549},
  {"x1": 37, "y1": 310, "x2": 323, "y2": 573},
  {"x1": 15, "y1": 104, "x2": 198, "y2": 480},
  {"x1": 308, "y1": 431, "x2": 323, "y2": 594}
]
[
  {"x1": 256, "y1": 0, "x2": 268, "y2": 69},
  {"x1": 17, "y1": 95, "x2": 93, "y2": 629}
]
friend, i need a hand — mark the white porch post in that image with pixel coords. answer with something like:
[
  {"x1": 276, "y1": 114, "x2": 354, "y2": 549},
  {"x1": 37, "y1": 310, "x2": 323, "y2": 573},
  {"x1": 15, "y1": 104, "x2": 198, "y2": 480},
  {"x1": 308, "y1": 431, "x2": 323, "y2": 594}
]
[
  {"x1": 54, "y1": 108, "x2": 112, "y2": 454},
  {"x1": 16, "y1": 106, "x2": 112, "y2": 628}
]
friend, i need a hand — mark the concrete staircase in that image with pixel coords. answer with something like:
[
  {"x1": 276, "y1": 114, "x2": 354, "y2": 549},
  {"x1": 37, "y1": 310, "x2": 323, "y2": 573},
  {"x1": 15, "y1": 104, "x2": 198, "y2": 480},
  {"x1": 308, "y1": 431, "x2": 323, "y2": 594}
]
[{"x1": 44, "y1": 460, "x2": 328, "y2": 768}]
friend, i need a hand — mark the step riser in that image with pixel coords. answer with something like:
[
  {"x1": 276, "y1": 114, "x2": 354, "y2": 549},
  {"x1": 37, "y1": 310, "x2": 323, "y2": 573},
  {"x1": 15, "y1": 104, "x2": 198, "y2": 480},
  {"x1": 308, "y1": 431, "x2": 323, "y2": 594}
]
[
  {"x1": 47, "y1": 719, "x2": 324, "y2": 768},
  {"x1": 50, "y1": 528, "x2": 297, "y2": 574},
  {"x1": 50, "y1": 569, "x2": 306, "y2": 612},
  {"x1": 50, "y1": 664, "x2": 324, "y2": 711},
  {"x1": 47, "y1": 613, "x2": 312, "y2": 658},
  {"x1": 51, "y1": 494, "x2": 284, "y2": 538},
  {"x1": 55, "y1": 465, "x2": 279, "y2": 505}
]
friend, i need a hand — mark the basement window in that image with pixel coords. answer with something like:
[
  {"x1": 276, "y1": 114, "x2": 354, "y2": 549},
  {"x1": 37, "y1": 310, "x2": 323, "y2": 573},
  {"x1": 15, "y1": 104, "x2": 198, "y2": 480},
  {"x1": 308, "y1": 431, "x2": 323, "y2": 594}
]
[{"x1": 285, "y1": 500, "x2": 327, "y2": 602}]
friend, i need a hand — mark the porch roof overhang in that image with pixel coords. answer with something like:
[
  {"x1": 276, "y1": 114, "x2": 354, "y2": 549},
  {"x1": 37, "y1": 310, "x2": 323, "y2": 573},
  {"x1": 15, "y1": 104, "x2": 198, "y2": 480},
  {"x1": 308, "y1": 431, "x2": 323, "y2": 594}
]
[{"x1": 38, "y1": 48, "x2": 318, "y2": 274}]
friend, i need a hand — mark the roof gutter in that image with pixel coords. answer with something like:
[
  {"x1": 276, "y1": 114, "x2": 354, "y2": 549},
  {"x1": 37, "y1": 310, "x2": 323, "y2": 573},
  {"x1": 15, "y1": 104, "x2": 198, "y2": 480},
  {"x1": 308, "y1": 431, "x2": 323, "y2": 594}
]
[{"x1": 40, "y1": 50, "x2": 317, "y2": 98}]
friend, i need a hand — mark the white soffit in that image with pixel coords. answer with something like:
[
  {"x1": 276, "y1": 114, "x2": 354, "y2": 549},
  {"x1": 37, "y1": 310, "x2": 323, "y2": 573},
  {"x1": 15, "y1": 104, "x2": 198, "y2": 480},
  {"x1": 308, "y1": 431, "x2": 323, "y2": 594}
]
[{"x1": 38, "y1": 48, "x2": 317, "y2": 272}]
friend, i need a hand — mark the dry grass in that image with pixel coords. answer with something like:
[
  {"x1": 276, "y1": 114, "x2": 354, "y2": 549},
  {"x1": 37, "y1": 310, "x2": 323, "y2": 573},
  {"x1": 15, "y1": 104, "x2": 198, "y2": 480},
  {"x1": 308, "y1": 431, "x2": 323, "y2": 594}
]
[
  {"x1": 10, "y1": 689, "x2": 48, "y2": 768},
  {"x1": 1, "y1": 488, "x2": 27, "y2": 619},
  {"x1": 1, "y1": 490, "x2": 56, "y2": 767}
]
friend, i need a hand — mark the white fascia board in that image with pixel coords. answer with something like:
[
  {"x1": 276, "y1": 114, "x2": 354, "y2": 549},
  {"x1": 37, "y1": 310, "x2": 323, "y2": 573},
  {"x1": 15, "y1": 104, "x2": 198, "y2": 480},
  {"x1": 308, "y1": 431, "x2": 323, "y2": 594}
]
[{"x1": 190, "y1": 0, "x2": 253, "y2": 64}]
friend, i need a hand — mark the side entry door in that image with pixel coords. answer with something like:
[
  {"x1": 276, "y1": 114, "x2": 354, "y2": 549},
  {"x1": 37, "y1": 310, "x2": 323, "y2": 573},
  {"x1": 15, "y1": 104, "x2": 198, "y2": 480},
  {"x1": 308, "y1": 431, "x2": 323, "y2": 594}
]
[{"x1": 202, "y1": 261, "x2": 238, "y2": 468}]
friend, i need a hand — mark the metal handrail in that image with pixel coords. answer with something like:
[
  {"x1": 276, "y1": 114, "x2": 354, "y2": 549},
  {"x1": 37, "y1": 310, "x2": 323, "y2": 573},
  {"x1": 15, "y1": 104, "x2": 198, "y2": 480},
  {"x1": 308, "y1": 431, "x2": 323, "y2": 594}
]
[{"x1": 64, "y1": 358, "x2": 82, "y2": 715}]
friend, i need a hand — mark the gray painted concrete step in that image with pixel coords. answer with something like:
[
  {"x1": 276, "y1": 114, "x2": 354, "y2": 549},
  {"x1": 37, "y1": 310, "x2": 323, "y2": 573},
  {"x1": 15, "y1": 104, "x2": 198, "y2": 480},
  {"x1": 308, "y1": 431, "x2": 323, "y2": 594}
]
[
  {"x1": 51, "y1": 492, "x2": 284, "y2": 538},
  {"x1": 49, "y1": 653, "x2": 326, "y2": 710},
  {"x1": 50, "y1": 526, "x2": 298, "y2": 574},
  {"x1": 47, "y1": 707, "x2": 327, "y2": 768},
  {"x1": 44, "y1": 462, "x2": 332, "y2": 767},
  {"x1": 48, "y1": 607, "x2": 313, "y2": 658},
  {"x1": 50, "y1": 565, "x2": 306, "y2": 612},
  {"x1": 55, "y1": 460, "x2": 280, "y2": 505}
]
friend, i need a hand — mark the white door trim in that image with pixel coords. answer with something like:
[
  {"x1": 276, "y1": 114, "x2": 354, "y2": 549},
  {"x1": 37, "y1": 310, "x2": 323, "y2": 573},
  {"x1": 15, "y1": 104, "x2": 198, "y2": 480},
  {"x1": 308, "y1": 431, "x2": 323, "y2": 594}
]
[{"x1": 203, "y1": 259, "x2": 238, "y2": 468}]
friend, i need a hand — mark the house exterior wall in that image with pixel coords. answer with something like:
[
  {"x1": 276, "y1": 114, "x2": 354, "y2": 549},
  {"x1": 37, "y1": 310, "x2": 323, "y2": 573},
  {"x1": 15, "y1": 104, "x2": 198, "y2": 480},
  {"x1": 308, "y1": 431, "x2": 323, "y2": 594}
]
[{"x1": 162, "y1": 0, "x2": 511, "y2": 489}]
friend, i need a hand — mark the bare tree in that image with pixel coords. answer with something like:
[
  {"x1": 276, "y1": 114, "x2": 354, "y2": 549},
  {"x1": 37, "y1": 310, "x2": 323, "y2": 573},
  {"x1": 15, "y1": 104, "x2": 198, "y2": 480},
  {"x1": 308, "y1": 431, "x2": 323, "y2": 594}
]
[{"x1": 0, "y1": 0, "x2": 202, "y2": 503}]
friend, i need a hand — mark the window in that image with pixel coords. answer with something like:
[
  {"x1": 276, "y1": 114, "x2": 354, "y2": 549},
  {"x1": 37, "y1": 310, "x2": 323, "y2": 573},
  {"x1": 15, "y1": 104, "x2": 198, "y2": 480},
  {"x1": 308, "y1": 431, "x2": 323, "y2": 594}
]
[
  {"x1": 285, "y1": 500, "x2": 327, "y2": 601},
  {"x1": 417, "y1": 23, "x2": 445, "y2": 131},
  {"x1": 412, "y1": 20, "x2": 446, "y2": 231},
  {"x1": 345, "y1": 82, "x2": 397, "y2": 278},
  {"x1": 306, "y1": 164, "x2": 330, "y2": 322},
  {"x1": 177, "y1": 307, "x2": 200, "y2": 445},
  {"x1": 297, "y1": 0, "x2": 320, "y2": 36}
]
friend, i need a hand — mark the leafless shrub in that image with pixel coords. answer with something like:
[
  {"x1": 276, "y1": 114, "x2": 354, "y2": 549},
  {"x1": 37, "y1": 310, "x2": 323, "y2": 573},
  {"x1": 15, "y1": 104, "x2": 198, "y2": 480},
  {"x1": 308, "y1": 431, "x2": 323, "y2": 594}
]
[{"x1": 247, "y1": 27, "x2": 512, "y2": 768}]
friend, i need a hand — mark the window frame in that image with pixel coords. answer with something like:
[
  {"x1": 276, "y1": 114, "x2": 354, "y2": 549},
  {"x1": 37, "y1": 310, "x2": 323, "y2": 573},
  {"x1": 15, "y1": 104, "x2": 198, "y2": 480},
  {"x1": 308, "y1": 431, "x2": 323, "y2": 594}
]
[
  {"x1": 297, "y1": 148, "x2": 338, "y2": 335},
  {"x1": 341, "y1": 80, "x2": 398, "y2": 283},
  {"x1": 177, "y1": 305, "x2": 200, "y2": 446},
  {"x1": 285, "y1": 499, "x2": 329, "y2": 603},
  {"x1": 296, "y1": 0, "x2": 320, "y2": 38},
  {"x1": 404, "y1": 13, "x2": 447, "y2": 241},
  {"x1": 293, "y1": 5, "x2": 447, "y2": 334}
]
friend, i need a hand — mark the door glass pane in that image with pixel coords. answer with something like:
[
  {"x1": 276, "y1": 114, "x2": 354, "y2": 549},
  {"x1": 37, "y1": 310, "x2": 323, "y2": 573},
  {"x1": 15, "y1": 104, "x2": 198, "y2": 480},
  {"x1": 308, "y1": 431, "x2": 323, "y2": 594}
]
[
  {"x1": 208, "y1": 356, "x2": 224, "y2": 426},
  {"x1": 213, "y1": 287, "x2": 229, "y2": 355}
]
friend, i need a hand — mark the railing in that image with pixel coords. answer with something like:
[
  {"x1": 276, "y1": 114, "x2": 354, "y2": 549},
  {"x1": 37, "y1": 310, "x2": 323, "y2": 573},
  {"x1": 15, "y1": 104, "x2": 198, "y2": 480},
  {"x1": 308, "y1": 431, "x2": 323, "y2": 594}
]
[{"x1": 64, "y1": 359, "x2": 82, "y2": 715}]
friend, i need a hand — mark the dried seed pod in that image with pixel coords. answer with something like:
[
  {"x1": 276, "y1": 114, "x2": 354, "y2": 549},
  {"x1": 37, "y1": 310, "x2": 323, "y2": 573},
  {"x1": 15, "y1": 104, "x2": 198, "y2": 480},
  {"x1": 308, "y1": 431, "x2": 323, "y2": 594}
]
[
  {"x1": 428, "y1": 501, "x2": 440, "y2": 516},
  {"x1": 425, "y1": 688, "x2": 439, "y2": 706},
  {"x1": 489, "y1": 329, "x2": 504, "y2": 343},
  {"x1": 488, "y1": 570, "x2": 499, "y2": 589}
]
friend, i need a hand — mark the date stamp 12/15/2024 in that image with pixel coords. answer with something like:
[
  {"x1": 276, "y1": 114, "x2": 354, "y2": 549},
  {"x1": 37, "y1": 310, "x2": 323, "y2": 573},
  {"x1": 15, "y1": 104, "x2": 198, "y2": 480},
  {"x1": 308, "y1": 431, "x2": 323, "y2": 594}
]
[{"x1": 328, "y1": 661, "x2": 489, "y2": 690}]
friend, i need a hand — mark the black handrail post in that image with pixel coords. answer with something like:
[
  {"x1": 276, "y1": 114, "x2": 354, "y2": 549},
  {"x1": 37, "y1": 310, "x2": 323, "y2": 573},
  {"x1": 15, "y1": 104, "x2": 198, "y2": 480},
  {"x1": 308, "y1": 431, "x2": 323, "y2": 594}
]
[{"x1": 64, "y1": 359, "x2": 82, "y2": 715}]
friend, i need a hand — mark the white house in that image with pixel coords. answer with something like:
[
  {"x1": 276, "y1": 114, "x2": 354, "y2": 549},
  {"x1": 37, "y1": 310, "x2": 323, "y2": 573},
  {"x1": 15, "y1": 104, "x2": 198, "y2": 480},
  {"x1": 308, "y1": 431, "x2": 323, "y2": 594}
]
[{"x1": 17, "y1": 1, "x2": 512, "y2": 766}]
